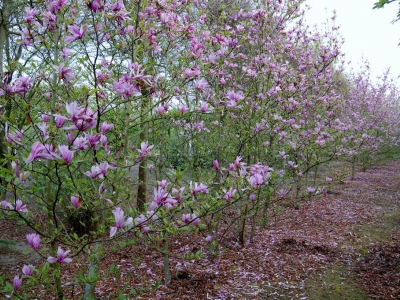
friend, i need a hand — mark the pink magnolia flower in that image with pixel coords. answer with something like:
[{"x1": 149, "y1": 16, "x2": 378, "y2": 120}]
[
  {"x1": 134, "y1": 214, "x2": 150, "y2": 233},
  {"x1": 306, "y1": 187, "x2": 316, "y2": 195},
  {"x1": 190, "y1": 182, "x2": 208, "y2": 195},
  {"x1": 85, "y1": 131, "x2": 101, "y2": 149},
  {"x1": 49, "y1": 0, "x2": 68, "y2": 12},
  {"x1": 192, "y1": 215, "x2": 200, "y2": 226},
  {"x1": 84, "y1": 161, "x2": 116, "y2": 179},
  {"x1": 1, "y1": 200, "x2": 13, "y2": 209},
  {"x1": 205, "y1": 235, "x2": 213, "y2": 243},
  {"x1": 88, "y1": 0, "x2": 100, "y2": 12},
  {"x1": 65, "y1": 24, "x2": 88, "y2": 43},
  {"x1": 14, "y1": 200, "x2": 28, "y2": 212},
  {"x1": 213, "y1": 160, "x2": 219, "y2": 170},
  {"x1": 52, "y1": 145, "x2": 74, "y2": 163},
  {"x1": 24, "y1": 8, "x2": 38, "y2": 23},
  {"x1": 6, "y1": 130, "x2": 24, "y2": 145},
  {"x1": 99, "y1": 134, "x2": 107, "y2": 147},
  {"x1": 248, "y1": 174, "x2": 263, "y2": 187},
  {"x1": 113, "y1": 80, "x2": 141, "y2": 98},
  {"x1": 326, "y1": 177, "x2": 333, "y2": 184},
  {"x1": 182, "y1": 213, "x2": 199, "y2": 226},
  {"x1": 110, "y1": 207, "x2": 131, "y2": 237},
  {"x1": 13, "y1": 276, "x2": 22, "y2": 290},
  {"x1": 277, "y1": 189, "x2": 288, "y2": 198},
  {"x1": 194, "y1": 78, "x2": 208, "y2": 90},
  {"x1": 278, "y1": 151, "x2": 287, "y2": 159},
  {"x1": 22, "y1": 265, "x2": 34, "y2": 276},
  {"x1": 223, "y1": 187, "x2": 237, "y2": 202},
  {"x1": 42, "y1": 113, "x2": 50, "y2": 122},
  {"x1": 54, "y1": 63, "x2": 75, "y2": 83},
  {"x1": 13, "y1": 76, "x2": 34, "y2": 94},
  {"x1": 65, "y1": 101, "x2": 83, "y2": 121},
  {"x1": 156, "y1": 106, "x2": 165, "y2": 115},
  {"x1": 25, "y1": 142, "x2": 54, "y2": 164},
  {"x1": 47, "y1": 246, "x2": 72, "y2": 263},
  {"x1": 137, "y1": 141, "x2": 154, "y2": 158},
  {"x1": 26, "y1": 233, "x2": 40, "y2": 251},
  {"x1": 100, "y1": 121, "x2": 113, "y2": 133},
  {"x1": 150, "y1": 187, "x2": 177, "y2": 210},
  {"x1": 199, "y1": 102, "x2": 210, "y2": 113},
  {"x1": 73, "y1": 136, "x2": 89, "y2": 150},
  {"x1": 54, "y1": 114, "x2": 69, "y2": 128},
  {"x1": 71, "y1": 196, "x2": 81, "y2": 208},
  {"x1": 180, "y1": 105, "x2": 188, "y2": 114},
  {"x1": 182, "y1": 213, "x2": 191, "y2": 224}
]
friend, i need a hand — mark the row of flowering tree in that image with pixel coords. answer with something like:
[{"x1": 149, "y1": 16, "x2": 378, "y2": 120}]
[{"x1": 0, "y1": 0, "x2": 399, "y2": 298}]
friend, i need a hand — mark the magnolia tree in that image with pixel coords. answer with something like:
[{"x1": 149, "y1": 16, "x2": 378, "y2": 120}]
[{"x1": 0, "y1": 0, "x2": 400, "y2": 298}]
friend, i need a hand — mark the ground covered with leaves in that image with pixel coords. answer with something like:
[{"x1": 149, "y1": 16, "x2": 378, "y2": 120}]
[{"x1": 1, "y1": 161, "x2": 400, "y2": 299}]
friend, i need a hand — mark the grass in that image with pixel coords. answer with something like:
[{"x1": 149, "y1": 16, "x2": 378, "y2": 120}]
[{"x1": 304, "y1": 203, "x2": 400, "y2": 299}]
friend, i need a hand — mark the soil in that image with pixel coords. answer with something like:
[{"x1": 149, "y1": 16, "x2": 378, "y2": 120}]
[{"x1": 0, "y1": 160, "x2": 400, "y2": 299}]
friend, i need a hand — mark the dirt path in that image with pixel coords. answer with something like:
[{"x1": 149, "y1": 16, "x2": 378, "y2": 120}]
[{"x1": 304, "y1": 161, "x2": 400, "y2": 300}]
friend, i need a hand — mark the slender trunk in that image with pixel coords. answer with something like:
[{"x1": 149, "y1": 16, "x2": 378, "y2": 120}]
[
  {"x1": 0, "y1": 3, "x2": 9, "y2": 200},
  {"x1": 261, "y1": 193, "x2": 271, "y2": 228},
  {"x1": 84, "y1": 211, "x2": 101, "y2": 299},
  {"x1": 351, "y1": 157, "x2": 356, "y2": 180},
  {"x1": 162, "y1": 233, "x2": 171, "y2": 285},
  {"x1": 238, "y1": 203, "x2": 248, "y2": 245},
  {"x1": 46, "y1": 19, "x2": 64, "y2": 300},
  {"x1": 313, "y1": 165, "x2": 319, "y2": 186},
  {"x1": 137, "y1": 107, "x2": 147, "y2": 211}
]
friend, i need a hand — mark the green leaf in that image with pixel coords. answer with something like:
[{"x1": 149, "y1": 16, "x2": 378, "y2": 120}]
[
  {"x1": 0, "y1": 282, "x2": 13, "y2": 293},
  {"x1": 154, "y1": 280, "x2": 161, "y2": 289},
  {"x1": 109, "y1": 264, "x2": 116, "y2": 273}
]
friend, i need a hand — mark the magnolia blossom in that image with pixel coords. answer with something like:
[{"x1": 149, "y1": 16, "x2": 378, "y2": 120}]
[
  {"x1": 138, "y1": 141, "x2": 154, "y2": 157},
  {"x1": 65, "y1": 24, "x2": 88, "y2": 43},
  {"x1": 180, "y1": 105, "x2": 188, "y2": 114},
  {"x1": 26, "y1": 233, "x2": 40, "y2": 251},
  {"x1": 134, "y1": 214, "x2": 150, "y2": 233},
  {"x1": 22, "y1": 265, "x2": 34, "y2": 276},
  {"x1": 85, "y1": 161, "x2": 116, "y2": 179},
  {"x1": 306, "y1": 187, "x2": 316, "y2": 195},
  {"x1": 14, "y1": 200, "x2": 28, "y2": 213},
  {"x1": 47, "y1": 246, "x2": 72, "y2": 263},
  {"x1": 199, "y1": 102, "x2": 210, "y2": 113},
  {"x1": 1, "y1": 200, "x2": 13, "y2": 209},
  {"x1": 110, "y1": 207, "x2": 131, "y2": 237},
  {"x1": 248, "y1": 174, "x2": 263, "y2": 187},
  {"x1": 223, "y1": 187, "x2": 237, "y2": 202},
  {"x1": 25, "y1": 142, "x2": 54, "y2": 163},
  {"x1": 182, "y1": 213, "x2": 199, "y2": 226},
  {"x1": 213, "y1": 160, "x2": 219, "y2": 170},
  {"x1": 24, "y1": 8, "x2": 38, "y2": 23},
  {"x1": 100, "y1": 121, "x2": 114, "y2": 133},
  {"x1": 287, "y1": 161, "x2": 297, "y2": 169},
  {"x1": 194, "y1": 78, "x2": 208, "y2": 90},
  {"x1": 71, "y1": 196, "x2": 81, "y2": 208},
  {"x1": 13, "y1": 276, "x2": 22, "y2": 290},
  {"x1": 190, "y1": 182, "x2": 208, "y2": 195},
  {"x1": 54, "y1": 63, "x2": 75, "y2": 83},
  {"x1": 52, "y1": 145, "x2": 74, "y2": 163},
  {"x1": 150, "y1": 186, "x2": 177, "y2": 210},
  {"x1": 277, "y1": 189, "x2": 288, "y2": 198}
]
